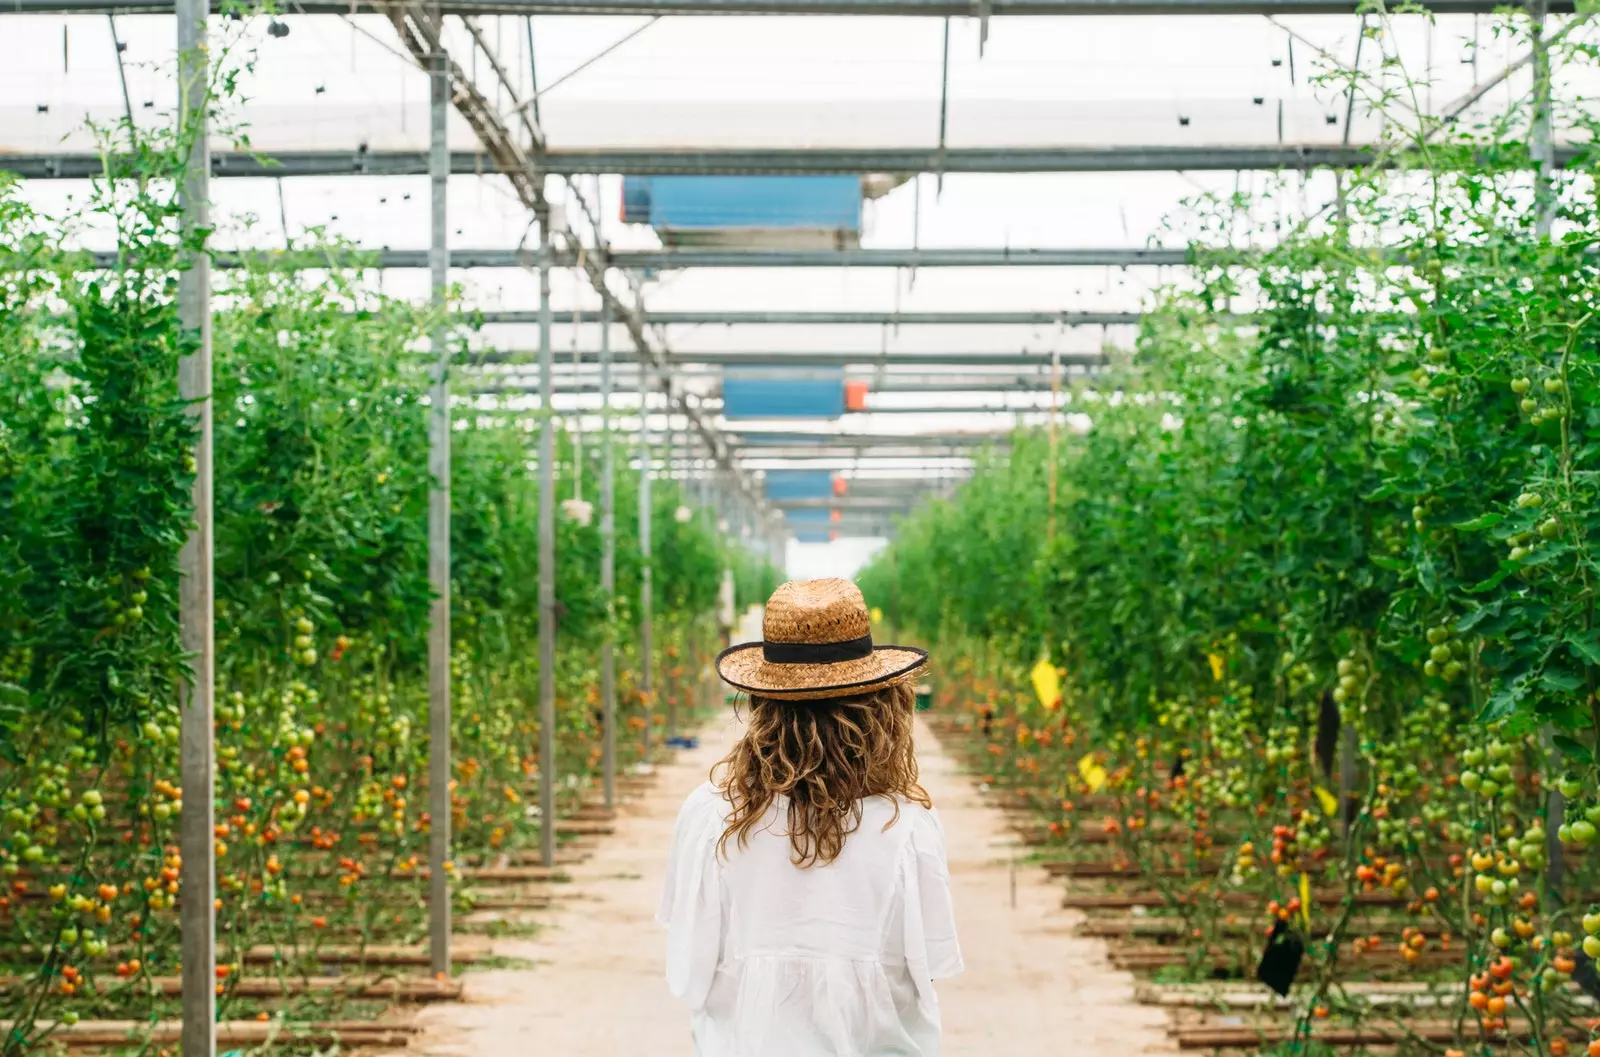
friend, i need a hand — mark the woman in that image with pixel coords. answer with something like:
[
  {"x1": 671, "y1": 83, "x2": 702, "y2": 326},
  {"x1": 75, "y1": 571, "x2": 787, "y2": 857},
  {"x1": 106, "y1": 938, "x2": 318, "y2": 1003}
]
[{"x1": 658, "y1": 578, "x2": 962, "y2": 1057}]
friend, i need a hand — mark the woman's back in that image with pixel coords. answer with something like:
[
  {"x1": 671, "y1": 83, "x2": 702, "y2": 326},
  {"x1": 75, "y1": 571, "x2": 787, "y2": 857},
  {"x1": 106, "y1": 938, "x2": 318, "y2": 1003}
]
[
  {"x1": 659, "y1": 783, "x2": 961, "y2": 1057},
  {"x1": 659, "y1": 578, "x2": 959, "y2": 1057}
]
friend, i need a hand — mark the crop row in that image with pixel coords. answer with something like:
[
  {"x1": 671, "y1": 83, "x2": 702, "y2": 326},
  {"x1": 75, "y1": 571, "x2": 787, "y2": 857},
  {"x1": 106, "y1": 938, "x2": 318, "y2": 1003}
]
[{"x1": 0, "y1": 111, "x2": 772, "y2": 1052}]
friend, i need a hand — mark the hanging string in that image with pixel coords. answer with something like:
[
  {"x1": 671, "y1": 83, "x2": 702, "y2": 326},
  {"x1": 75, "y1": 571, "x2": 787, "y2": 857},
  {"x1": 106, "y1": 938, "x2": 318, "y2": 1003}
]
[
  {"x1": 1047, "y1": 316, "x2": 1066, "y2": 547},
  {"x1": 570, "y1": 243, "x2": 587, "y2": 503}
]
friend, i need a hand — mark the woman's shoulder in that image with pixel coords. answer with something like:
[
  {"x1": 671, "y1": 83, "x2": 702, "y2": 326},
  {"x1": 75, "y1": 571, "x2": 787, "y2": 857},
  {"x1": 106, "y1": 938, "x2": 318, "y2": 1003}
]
[
  {"x1": 865, "y1": 795, "x2": 945, "y2": 840},
  {"x1": 676, "y1": 781, "x2": 730, "y2": 824}
]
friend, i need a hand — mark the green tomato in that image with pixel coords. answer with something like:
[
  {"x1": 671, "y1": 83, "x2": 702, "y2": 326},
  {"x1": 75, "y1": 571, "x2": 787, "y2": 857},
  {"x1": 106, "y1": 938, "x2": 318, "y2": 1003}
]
[{"x1": 1572, "y1": 819, "x2": 1598, "y2": 846}]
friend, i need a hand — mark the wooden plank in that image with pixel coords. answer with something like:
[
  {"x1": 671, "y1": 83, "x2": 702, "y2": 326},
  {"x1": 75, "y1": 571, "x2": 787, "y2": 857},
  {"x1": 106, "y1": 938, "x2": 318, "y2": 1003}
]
[
  {"x1": 1062, "y1": 888, "x2": 1413, "y2": 910},
  {"x1": 0, "y1": 1020, "x2": 418, "y2": 1047},
  {"x1": 1080, "y1": 918, "x2": 1454, "y2": 940},
  {"x1": 1111, "y1": 944, "x2": 1457, "y2": 972},
  {"x1": 1173, "y1": 1019, "x2": 1572, "y2": 1049},
  {"x1": 0, "y1": 975, "x2": 461, "y2": 1001},
  {"x1": 241, "y1": 945, "x2": 492, "y2": 967},
  {"x1": 1045, "y1": 860, "x2": 1208, "y2": 878}
]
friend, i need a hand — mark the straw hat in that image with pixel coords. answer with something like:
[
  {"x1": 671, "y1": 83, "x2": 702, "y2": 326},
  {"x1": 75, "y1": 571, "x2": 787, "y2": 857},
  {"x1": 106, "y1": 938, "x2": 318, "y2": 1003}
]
[{"x1": 716, "y1": 578, "x2": 928, "y2": 702}]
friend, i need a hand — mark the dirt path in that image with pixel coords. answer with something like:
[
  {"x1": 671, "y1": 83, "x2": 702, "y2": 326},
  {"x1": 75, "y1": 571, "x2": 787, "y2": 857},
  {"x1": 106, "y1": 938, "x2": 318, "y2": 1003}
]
[
  {"x1": 404, "y1": 713, "x2": 1175, "y2": 1057},
  {"x1": 402, "y1": 713, "x2": 738, "y2": 1057},
  {"x1": 917, "y1": 720, "x2": 1176, "y2": 1057}
]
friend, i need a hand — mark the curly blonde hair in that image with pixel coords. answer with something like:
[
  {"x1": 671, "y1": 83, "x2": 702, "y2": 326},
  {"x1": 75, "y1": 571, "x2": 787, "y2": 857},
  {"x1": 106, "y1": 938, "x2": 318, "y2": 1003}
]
[{"x1": 713, "y1": 681, "x2": 930, "y2": 867}]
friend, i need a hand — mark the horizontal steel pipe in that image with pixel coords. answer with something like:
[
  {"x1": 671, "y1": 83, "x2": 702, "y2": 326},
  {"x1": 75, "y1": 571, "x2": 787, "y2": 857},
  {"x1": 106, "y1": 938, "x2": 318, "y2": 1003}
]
[
  {"x1": 466, "y1": 348, "x2": 1111, "y2": 365},
  {"x1": 479, "y1": 310, "x2": 1141, "y2": 326},
  {"x1": 8, "y1": 145, "x2": 1576, "y2": 179},
  {"x1": 1, "y1": 0, "x2": 1569, "y2": 14},
  {"x1": 72, "y1": 247, "x2": 1190, "y2": 270}
]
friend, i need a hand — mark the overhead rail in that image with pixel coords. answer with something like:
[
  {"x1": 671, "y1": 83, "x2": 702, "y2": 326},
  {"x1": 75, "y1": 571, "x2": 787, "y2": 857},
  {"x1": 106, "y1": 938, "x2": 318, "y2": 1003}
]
[
  {"x1": 469, "y1": 373, "x2": 1090, "y2": 394},
  {"x1": 479, "y1": 309, "x2": 1143, "y2": 325},
  {"x1": 466, "y1": 348, "x2": 1112, "y2": 365},
  {"x1": 729, "y1": 432, "x2": 1007, "y2": 447},
  {"x1": 72, "y1": 246, "x2": 1194, "y2": 270},
  {"x1": 2, "y1": 0, "x2": 1573, "y2": 14},
  {"x1": 9, "y1": 145, "x2": 1576, "y2": 179}
]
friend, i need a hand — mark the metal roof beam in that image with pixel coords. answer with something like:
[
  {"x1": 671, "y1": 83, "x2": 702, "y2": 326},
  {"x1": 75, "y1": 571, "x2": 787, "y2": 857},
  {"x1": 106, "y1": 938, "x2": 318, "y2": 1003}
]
[
  {"x1": 73, "y1": 246, "x2": 1191, "y2": 270},
  {"x1": 771, "y1": 496, "x2": 914, "y2": 510},
  {"x1": 469, "y1": 373, "x2": 1082, "y2": 394},
  {"x1": 732, "y1": 433, "x2": 1006, "y2": 447},
  {"x1": 4, "y1": 0, "x2": 1569, "y2": 15},
  {"x1": 8, "y1": 145, "x2": 1575, "y2": 179},
  {"x1": 480, "y1": 310, "x2": 1141, "y2": 325},
  {"x1": 467, "y1": 348, "x2": 1110, "y2": 365}
]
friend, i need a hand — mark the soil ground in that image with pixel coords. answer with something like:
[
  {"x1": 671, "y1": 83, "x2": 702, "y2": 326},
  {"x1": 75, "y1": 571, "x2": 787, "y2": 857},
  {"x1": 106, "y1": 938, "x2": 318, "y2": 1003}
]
[{"x1": 401, "y1": 712, "x2": 1176, "y2": 1057}]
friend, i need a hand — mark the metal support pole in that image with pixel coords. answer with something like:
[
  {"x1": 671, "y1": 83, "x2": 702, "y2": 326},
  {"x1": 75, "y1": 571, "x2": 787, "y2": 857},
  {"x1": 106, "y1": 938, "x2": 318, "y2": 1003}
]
[
  {"x1": 1530, "y1": 0, "x2": 1556, "y2": 236},
  {"x1": 1534, "y1": 1, "x2": 1562, "y2": 888},
  {"x1": 1339, "y1": 722, "x2": 1357, "y2": 839},
  {"x1": 639, "y1": 377, "x2": 654, "y2": 754},
  {"x1": 1545, "y1": 726, "x2": 1566, "y2": 893},
  {"x1": 665, "y1": 409, "x2": 677, "y2": 741},
  {"x1": 599, "y1": 297, "x2": 616, "y2": 810},
  {"x1": 537, "y1": 215, "x2": 557, "y2": 868},
  {"x1": 426, "y1": 11, "x2": 452, "y2": 979},
  {"x1": 176, "y1": 1, "x2": 215, "y2": 1052}
]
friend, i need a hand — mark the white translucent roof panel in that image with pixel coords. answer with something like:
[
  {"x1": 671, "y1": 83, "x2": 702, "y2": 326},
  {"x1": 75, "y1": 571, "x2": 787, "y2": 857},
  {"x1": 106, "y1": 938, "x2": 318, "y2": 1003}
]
[{"x1": 0, "y1": 12, "x2": 1589, "y2": 151}]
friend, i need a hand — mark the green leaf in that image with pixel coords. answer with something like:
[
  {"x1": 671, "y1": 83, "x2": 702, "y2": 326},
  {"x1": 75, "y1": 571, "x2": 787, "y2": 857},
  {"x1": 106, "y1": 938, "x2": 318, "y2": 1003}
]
[
  {"x1": 1479, "y1": 679, "x2": 1528, "y2": 724},
  {"x1": 1457, "y1": 603, "x2": 1503, "y2": 634},
  {"x1": 1522, "y1": 542, "x2": 1573, "y2": 568},
  {"x1": 1567, "y1": 630, "x2": 1600, "y2": 668},
  {"x1": 1452, "y1": 512, "x2": 1504, "y2": 532},
  {"x1": 1466, "y1": 564, "x2": 1518, "y2": 594},
  {"x1": 1555, "y1": 734, "x2": 1594, "y2": 764},
  {"x1": 1369, "y1": 555, "x2": 1407, "y2": 572},
  {"x1": 1541, "y1": 667, "x2": 1585, "y2": 693}
]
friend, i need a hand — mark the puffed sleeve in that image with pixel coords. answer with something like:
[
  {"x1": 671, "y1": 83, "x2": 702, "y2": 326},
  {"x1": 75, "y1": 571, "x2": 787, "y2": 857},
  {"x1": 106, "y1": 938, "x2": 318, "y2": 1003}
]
[
  {"x1": 656, "y1": 784, "x2": 725, "y2": 1011},
  {"x1": 901, "y1": 807, "x2": 963, "y2": 1012}
]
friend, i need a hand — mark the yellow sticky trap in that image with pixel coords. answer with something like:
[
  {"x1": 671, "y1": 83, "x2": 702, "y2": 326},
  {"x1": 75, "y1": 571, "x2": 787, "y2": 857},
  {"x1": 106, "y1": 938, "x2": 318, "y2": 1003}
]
[
  {"x1": 1314, "y1": 786, "x2": 1339, "y2": 818},
  {"x1": 1207, "y1": 653, "x2": 1225, "y2": 682},
  {"x1": 1032, "y1": 657, "x2": 1062, "y2": 711},
  {"x1": 1298, "y1": 872, "x2": 1312, "y2": 927},
  {"x1": 1078, "y1": 755, "x2": 1107, "y2": 793},
  {"x1": 869, "y1": 606, "x2": 883, "y2": 625}
]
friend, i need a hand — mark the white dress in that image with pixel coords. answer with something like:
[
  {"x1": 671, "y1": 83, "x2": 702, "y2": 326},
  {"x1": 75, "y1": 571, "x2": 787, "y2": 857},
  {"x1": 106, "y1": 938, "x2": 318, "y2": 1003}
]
[{"x1": 657, "y1": 782, "x2": 963, "y2": 1057}]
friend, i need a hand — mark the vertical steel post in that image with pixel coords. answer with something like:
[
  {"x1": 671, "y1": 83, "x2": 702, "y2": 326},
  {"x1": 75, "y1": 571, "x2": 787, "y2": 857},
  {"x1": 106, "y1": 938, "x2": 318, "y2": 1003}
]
[
  {"x1": 664, "y1": 408, "x2": 677, "y2": 740},
  {"x1": 1532, "y1": 0, "x2": 1562, "y2": 890},
  {"x1": 1339, "y1": 722, "x2": 1357, "y2": 840},
  {"x1": 537, "y1": 216, "x2": 557, "y2": 869},
  {"x1": 1531, "y1": 0, "x2": 1556, "y2": 237},
  {"x1": 639, "y1": 377, "x2": 654, "y2": 754},
  {"x1": 1545, "y1": 728, "x2": 1565, "y2": 892},
  {"x1": 598, "y1": 298, "x2": 616, "y2": 810},
  {"x1": 176, "y1": 1, "x2": 215, "y2": 1052},
  {"x1": 426, "y1": 13, "x2": 452, "y2": 978}
]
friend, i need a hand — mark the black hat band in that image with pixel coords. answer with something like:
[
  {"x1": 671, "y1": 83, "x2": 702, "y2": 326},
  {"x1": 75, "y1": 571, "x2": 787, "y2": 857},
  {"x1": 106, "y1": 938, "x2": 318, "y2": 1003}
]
[{"x1": 763, "y1": 633, "x2": 874, "y2": 665}]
